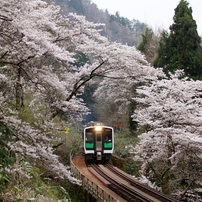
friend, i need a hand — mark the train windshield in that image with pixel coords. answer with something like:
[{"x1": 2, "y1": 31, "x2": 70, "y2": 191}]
[{"x1": 86, "y1": 132, "x2": 94, "y2": 141}]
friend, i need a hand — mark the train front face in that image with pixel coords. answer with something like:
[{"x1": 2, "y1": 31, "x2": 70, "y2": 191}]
[{"x1": 84, "y1": 125, "x2": 114, "y2": 162}]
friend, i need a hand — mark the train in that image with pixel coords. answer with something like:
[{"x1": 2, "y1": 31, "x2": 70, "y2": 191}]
[{"x1": 83, "y1": 122, "x2": 114, "y2": 162}]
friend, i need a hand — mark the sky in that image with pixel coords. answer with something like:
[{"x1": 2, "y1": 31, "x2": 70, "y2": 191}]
[{"x1": 91, "y1": 0, "x2": 202, "y2": 35}]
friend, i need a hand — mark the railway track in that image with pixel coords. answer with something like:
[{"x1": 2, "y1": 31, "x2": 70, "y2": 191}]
[{"x1": 89, "y1": 163, "x2": 176, "y2": 202}]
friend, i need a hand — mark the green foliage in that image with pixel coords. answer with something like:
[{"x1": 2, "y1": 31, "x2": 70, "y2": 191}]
[
  {"x1": 0, "y1": 173, "x2": 10, "y2": 193},
  {"x1": 154, "y1": 0, "x2": 202, "y2": 79},
  {"x1": 125, "y1": 158, "x2": 141, "y2": 177},
  {"x1": 53, "y1": 125, "x2": 83, "y2": 165},
  {"x1": 114, "y1": 132, "x2": 139, "y2": 158},
  {"x1": 137, "y1": 28, "x2": 153, "y2": 52},
  {"x1": 49, "y1": 186, "x2": 70, "y2": 201},
  {"x1": 64, "y1": 126, "x2": 82, "y2": 152},
  {"x1": 0, "y1": 148, "x2": 13, "y2": 167},
  {"x1": 1, "y1": 161, "x2": 72, "y2": 202},
  {"x1": 153, "y1": 30, "x2": 170, "y2": 67},
  {"x1": 113, "y1": 132, "x2": 141, "y2": 177},
  {"x1": 0, "y1": 125, "x2": 13, "y2": 142},
  {"x1": 0, "y1": 122, "x2": 83, "y2": 201},
  {"x1": 0, "y1": 148, "x2": 12, "y2": 192},
  {"x1": 57, "y1": 181, "x2": 83, "y2": 202},
  {"x1": 137, "y1": 27, "x2": 160, "y2": 63},
  {"x1": 0, "y1": 125, "x2": 14, "y2": 193}
]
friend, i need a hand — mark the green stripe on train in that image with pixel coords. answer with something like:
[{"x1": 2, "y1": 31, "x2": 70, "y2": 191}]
[
  {"x1": 104, "y1": 142, "x2": 112, "y2": 149},
  {"x1": 86, "y1": 142, "x2": 94, "y2": 149}
]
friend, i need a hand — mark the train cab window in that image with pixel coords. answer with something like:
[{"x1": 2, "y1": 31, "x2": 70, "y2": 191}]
[
  {"x1": 103, "y1": 128, "x2": 113, "y2": 149},
  {"x1": 86, "y1": 132, "x2": 94, "y2": 142},
  {"x1": 104, "y1": 129, "x2": 112, "y2": 142}
]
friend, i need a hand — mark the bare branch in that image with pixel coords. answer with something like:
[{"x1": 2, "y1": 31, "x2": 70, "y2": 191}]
[
  {"x1": 50, "y1": 60, "x2": 106, "y2": 119},
  {"x1": 0, "y1": 14, "x2": 12, "y2": 21}
]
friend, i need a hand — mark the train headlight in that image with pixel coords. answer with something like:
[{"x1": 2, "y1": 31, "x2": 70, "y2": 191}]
[{"x1": 95, "y1": 126, "x2": 102, "y2": 131}]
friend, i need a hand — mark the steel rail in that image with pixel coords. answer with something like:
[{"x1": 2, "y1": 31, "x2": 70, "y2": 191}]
[
  {"x1": 106, "y1": 163, "x2": 176, "y2": 202},
  {"x1": 91, "y1": 164, "x2": 153, "y2": 202}
]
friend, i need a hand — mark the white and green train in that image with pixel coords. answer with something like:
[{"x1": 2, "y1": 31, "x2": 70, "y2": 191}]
[{"x1": 83, "y1": 122, "x2": 114, "y2": 162}]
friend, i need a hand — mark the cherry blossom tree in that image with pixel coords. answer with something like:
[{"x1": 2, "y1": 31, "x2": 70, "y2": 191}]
[
  {"x1": 132, "y1": 70, "x2": 202, "y2": 201},
  {"x1": 0, "y1": 0, "x2": 91, "y2": 184},
  {"x1": 0, "y1": 0, "x2": 153, "y2": 186},
  {"x1": 93, "y1": 46, "x2": 158, "y2": 129},
  {"x1": 0, "y1": 0, "x2": 106, "y2": 184}
]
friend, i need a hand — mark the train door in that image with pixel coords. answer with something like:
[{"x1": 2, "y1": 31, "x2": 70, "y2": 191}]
[{"x1": 95, "y1": 131, "x2": 102, "y2": 160}]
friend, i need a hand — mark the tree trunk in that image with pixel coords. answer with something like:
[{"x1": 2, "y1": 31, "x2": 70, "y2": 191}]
[{"x1": 16, "y1": 68, "x2": 22, "y2": 110}]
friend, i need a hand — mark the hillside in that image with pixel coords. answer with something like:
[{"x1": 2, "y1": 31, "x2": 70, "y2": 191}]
[{"x1": 52, "y1": 0, "x2": 146, "y2": 46}]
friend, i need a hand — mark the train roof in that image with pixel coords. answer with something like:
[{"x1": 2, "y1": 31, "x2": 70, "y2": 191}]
[{"x1": 86, "y1": 121, "x2": 104, "y2": 127}]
